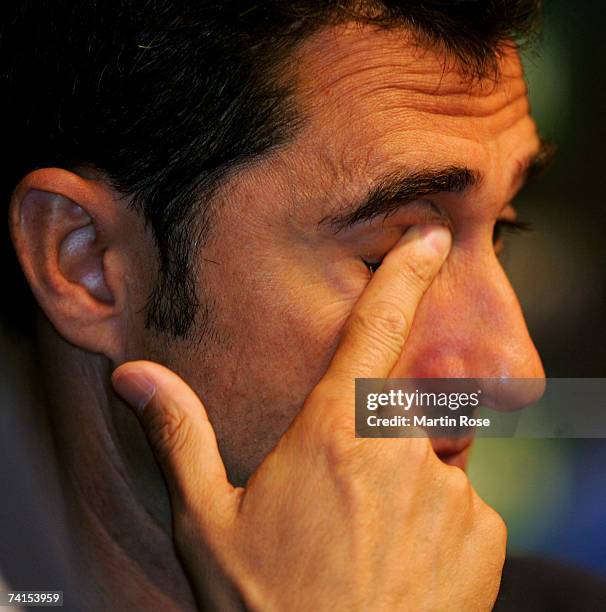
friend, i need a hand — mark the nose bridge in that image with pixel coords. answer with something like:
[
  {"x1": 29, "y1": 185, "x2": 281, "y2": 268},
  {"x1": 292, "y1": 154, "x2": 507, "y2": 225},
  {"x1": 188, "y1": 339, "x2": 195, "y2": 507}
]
[{"x1": 394, "y1": 249, "x2": 545, "y2": 380}]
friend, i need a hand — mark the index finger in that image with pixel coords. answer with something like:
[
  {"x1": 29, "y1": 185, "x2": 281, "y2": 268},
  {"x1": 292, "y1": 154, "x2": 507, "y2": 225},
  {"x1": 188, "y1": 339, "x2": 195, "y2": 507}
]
[{"x1": 322, "y1": 224, "x2": 451, "y2": 387}]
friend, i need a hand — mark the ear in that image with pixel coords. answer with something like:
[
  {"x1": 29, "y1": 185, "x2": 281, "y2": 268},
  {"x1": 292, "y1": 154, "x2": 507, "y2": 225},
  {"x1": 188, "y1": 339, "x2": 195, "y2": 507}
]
[{"x1": 9, "y1": 168, "x2": 131, "y2": 360}]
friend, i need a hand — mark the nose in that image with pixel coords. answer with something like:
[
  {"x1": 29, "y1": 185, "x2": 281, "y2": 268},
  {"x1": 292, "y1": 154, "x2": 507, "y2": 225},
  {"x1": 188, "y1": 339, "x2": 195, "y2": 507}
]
[{"x1": 393, "y1": 243, "x2": 545, "y2": 410}]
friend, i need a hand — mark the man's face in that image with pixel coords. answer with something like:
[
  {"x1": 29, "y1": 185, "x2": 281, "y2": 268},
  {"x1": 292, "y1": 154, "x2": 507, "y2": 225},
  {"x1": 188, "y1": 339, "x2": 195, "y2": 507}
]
[{"x1": 144, "y1": 24, "x2": 545, "y2": 484}]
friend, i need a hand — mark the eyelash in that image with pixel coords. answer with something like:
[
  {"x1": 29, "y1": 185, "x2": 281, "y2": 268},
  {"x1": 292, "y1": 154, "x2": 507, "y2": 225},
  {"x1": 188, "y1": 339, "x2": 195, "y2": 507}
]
[
  {"x1": 362, "y1": 219, "x2": 532, "y2": 274},
  {"x1": 492, "y1": 219, "x2": 532, "y2": 245},
  {"x1": 363, "y1": 259, "x2": 383, "y2": 275},
  {"x1": 361, "y1": 256, "x2": 385, "y2": 275}
]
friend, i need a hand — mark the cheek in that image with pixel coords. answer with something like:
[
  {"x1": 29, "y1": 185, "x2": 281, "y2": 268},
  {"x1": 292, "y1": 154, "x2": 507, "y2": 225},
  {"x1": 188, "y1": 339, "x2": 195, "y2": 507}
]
[
  {"x1": 158, "y1": 265, "x2": 364, "y2": 484},
  {"x1": 259, "y1": 251, "x2": 369, "y2": 366},
  {"x1": 203, "y1": 251, "x2": 364, "y2": 388},
  {"x1": 277, "y1": 274, "x2": 362, "y2": 374},
  {"x1": 304, "y1": 256, "x2": 372, "y2": 333}
]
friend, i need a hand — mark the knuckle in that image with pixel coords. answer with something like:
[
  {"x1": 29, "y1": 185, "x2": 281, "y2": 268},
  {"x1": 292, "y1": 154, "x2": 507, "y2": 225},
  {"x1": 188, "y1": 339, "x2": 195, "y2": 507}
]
[
  {"x1": 321, "y1": 412, "x2": 358, "y2": 463},
  {"x1": 472, "y1": 495, "x2": 508, "y2": 553},
  {"x1": 401, "y1": 437, "x2": 434, "y2": 470},
  {"x1": 484, "y1": 505, "x2": 508, "y2": 545},
  {"x1": 400, "y1": 250, "x2": 440, "y2": 288},
  {"x1": 311, "y1": 406, "x2": 371, "y2": 472},
  {"x1": 444, "y1": 464, "x2": 472, "y2": 496},
  {"x1": 302, "y1": 384, "x2": 350, "y2": 435},
  {"x1": 317, "y1": 416, "x2": 374, "y2": 511},
  {"x1": 144, "y1": 400, "x2": 189, "y2": 464},
  {"x1": 304, "y1": 382, "x2": 383, "y2": 472},
  {"x1": 351, "y1": 300, "x2": 409, "y2": 355}
]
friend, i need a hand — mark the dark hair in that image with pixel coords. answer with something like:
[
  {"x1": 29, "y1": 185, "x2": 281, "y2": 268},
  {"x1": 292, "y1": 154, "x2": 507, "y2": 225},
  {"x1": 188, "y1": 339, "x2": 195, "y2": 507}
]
[{"x1": 0, "y1": 0, "x2": 541, "y2": 338}]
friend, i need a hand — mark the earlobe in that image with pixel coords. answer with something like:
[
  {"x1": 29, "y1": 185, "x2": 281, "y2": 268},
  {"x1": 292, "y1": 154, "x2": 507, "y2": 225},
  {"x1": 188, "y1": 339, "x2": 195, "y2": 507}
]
[{"x1": 9, "y1": 169, "x2": 126, "y2": 358}]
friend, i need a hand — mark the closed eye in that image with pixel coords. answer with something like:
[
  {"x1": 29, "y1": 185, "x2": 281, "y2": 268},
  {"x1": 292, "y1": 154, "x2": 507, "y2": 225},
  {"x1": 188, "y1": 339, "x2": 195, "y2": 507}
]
[{"x1": 362, "y1": 219, "x2": 532, "y2": 273}]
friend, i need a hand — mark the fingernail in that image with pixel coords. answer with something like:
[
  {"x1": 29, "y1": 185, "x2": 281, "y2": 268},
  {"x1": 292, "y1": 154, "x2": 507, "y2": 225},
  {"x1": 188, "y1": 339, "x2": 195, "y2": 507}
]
[
  {"x1": 112, "y1": 371, "x2": 156, "y2": 413},
  {"x1": 408, "y1": 224, "x2": 452, "y2": 256}
]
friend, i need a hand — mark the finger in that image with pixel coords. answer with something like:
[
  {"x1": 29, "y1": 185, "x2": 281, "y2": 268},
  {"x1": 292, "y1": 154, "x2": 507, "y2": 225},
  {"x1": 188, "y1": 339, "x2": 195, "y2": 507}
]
[
  {"x1": 323, "y1": 224, "x2": 451, "y2": 385},
  {"x1": 111, "y1": 360, "x2": 236, "y2": 526}
]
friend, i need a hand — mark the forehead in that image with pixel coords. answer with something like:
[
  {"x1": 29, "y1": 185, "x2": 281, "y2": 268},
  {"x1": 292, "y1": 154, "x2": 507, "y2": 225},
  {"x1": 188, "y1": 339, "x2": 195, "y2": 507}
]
[
  {"x1": 293, "y1": 22, "x2": 532, "y2": 147},
  {"x1": 270, "y1": 23, "x2": 539, "y2": 218},
  {"x1": 216, "y1": 23, "x2": 540, "y2": 236},
  {"x1": 295, "y1": 22, "x2": 527, "y2": 102}
]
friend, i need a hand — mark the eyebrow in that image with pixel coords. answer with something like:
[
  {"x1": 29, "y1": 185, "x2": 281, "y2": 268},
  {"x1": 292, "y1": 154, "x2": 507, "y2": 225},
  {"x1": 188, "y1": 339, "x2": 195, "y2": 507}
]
[{"x1": 319, "y1": 137, "x2": 556, "y2": 233}]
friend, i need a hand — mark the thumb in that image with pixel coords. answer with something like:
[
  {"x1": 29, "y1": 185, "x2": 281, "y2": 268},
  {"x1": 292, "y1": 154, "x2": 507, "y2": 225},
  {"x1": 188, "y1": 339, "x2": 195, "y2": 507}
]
[{"x1": 111, "y1": 360, "x2": 236, "y2": 525}]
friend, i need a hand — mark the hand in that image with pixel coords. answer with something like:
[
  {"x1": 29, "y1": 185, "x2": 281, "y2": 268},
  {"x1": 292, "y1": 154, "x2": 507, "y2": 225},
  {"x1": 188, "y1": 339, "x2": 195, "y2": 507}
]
[{"x1": 112, "y1": 224, "x2": 506, "y2": 611}]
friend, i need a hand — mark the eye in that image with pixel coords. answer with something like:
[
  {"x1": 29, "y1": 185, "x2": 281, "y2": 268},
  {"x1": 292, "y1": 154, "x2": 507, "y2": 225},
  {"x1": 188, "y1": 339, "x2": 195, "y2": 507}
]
[
  {"x1": 362, "y1": 258, "x2": 384, "y2": 275},
  {"x1": 493, "y1": 219, "x2": 532, "y2": 250}
]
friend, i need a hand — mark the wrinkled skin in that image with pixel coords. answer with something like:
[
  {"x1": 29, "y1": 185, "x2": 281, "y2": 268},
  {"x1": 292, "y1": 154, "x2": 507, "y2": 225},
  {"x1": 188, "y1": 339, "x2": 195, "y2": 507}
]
[{"x1": 149, "y1": 24, "x2": 544, "y2": 484}]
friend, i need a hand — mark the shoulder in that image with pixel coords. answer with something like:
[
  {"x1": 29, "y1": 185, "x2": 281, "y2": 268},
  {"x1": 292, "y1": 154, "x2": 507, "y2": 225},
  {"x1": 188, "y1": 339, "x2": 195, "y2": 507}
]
[{"x1": 494, "y1": 555, "x2": 606, "y2": 612}]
